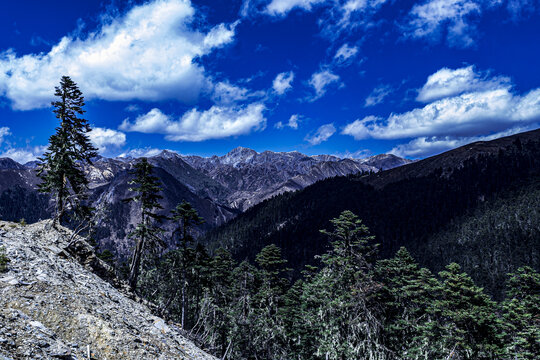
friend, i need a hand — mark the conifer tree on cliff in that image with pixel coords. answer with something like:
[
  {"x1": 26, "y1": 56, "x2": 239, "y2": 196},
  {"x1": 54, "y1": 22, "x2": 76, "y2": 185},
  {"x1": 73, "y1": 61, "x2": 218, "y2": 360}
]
[
  {"x1": 37, "y1": 76, "x2": 98, "y2": 227},
  {"x1": 124, "y1": 158, "x2": 164, "y2": 291}
]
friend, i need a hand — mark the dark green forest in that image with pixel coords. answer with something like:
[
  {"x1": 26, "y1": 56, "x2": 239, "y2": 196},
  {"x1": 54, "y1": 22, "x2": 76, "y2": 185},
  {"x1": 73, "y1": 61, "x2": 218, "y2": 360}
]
[
  {"x1": 202, "y1": 137, "x2": 540, "y2": 297},
  {"x1": 136, "y1": 210, "x2": 539, "y2": 360}
]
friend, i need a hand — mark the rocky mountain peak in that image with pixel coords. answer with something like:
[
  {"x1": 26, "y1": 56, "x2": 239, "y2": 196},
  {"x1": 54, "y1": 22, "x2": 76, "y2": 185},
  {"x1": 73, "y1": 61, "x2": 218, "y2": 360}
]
[
  {"x1": 154, "y1": 149, "x2": 182, "y2": 161},
  {"x1": 0, "y1": 220, "x2": 216, "y2": 360},
  {"x1": 221, "y1": 146, "x2": 258, "y2": 166},
  {"x1": 0, "y1": 158, "x2": 26, "y2": 170}
]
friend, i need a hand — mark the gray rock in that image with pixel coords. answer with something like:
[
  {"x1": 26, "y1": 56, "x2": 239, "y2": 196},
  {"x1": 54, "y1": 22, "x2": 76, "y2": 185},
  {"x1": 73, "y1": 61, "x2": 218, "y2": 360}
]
[{"x1": 0, "y1": 220, "x2": 216, "y2": 360}]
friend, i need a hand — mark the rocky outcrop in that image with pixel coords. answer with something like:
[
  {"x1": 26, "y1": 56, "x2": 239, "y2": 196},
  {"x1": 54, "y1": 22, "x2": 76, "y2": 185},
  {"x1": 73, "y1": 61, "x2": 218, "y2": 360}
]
[{"x1": 0, "y1": 221, "x2": 216, "y2": 360}]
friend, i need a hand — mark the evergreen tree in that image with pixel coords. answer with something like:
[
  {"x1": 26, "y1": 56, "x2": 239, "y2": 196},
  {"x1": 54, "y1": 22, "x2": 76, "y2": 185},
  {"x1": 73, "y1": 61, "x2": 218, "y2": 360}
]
[
  {"x1": 37, "y1": 76, "x2": 98, "y2": 226},
  {"x1": 229, "y1": 260, "x2": 259, "y2": 359},
  {"x1": 376, "y1": 247, "x2": 423, "y2": 357},
  {"x1": 423, "y1": 263, "x2": 504, "y2": 359},
  {"x1": 169, "y1": 201, "x2": 204, "y2": 329},
  {"x1": 279, "y1": 279, "x2": 306, "y2": 357},
  {"x1": 123, "y1": 157, "x2": 164, "y2": 291},
  {"x1": 197, "y1": 248, "x2": 236, "y2": 356},
  {"x1": 300, "y1": 211, "x2": 387, "y2": 360},
  {"x1": 502, "y1": 266, "x2": 540, "y2": 359},
  {"x1": 253, "y1": 244, "x2": 289, "y2": 359},
  {"x1": 376, "y1": 247, "x2": 441, "y2": 359}
]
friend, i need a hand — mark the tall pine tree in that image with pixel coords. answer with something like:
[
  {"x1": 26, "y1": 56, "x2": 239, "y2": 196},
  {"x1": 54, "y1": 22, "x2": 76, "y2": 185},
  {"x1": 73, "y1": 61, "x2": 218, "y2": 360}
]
[
  {"x1": 124, "y1": 157, "x2": 164, "y2": 291},
  {"x1": 301, "y1": 211, "x2": 387, "y2": 360},
  {"x1": 169, "y1": 201, "x2": 204, "y2": 329},
  {"x1": 501, "y1": 266, "x2": 540, "y2": 359},
  {"x1": 37, "y1": 76, "x2": 98, "y2": 226}
]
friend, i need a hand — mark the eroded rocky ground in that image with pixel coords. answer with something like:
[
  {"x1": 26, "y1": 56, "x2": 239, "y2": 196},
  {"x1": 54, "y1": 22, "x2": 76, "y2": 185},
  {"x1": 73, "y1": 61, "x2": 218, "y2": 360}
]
[{"x1": 0, "y1": 220, "x2": 216, "y2": 360}]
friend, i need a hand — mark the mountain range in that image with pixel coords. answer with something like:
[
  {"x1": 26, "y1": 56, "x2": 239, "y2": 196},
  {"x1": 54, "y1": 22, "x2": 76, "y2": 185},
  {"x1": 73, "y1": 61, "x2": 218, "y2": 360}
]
[
  {"x1": 202, "y1": 129, "x2": 540, "y2": 297},
  {"x1": 0, "y1": 148, "x2": 410, "y2": 258}
]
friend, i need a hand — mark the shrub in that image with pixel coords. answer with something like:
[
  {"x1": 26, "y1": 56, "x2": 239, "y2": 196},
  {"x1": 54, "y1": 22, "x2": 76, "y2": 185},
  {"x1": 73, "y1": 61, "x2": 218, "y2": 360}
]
[{"x1": 0, "y1": 246, "x2": 9, "y2": 272}]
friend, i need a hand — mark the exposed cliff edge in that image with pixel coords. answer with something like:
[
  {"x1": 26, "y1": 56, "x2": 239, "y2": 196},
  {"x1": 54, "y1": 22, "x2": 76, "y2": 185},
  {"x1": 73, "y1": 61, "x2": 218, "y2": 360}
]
[{"x1": 0, "y1": 220, "x2": 216, "y2": 360}]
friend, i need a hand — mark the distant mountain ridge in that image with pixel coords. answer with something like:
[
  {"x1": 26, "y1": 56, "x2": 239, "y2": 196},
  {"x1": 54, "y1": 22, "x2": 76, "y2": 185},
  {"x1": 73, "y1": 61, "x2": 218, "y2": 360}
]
[
  {"x1": 0, "y1": 147, "x2": 410, "y2": 258},
  {"x1": 182, "y1": 147, "x2": 411, "y2": 210}
]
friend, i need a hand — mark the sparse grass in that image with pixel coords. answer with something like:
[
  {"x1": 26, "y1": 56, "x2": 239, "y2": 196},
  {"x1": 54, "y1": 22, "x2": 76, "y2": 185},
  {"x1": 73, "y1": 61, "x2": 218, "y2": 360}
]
[{"x1": 0, "y1": 246, "x2": 9, "y2": 272}]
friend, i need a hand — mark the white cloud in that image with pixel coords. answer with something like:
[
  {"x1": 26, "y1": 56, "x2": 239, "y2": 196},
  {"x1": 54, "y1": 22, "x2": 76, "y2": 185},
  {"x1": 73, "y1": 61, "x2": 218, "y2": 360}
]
[
  {"x1": 118, "y1": 147, "x2": 163, "y2": 159},
  {"x1": 305, "y1": 123, "x2": 336, "y2": 145},
  {"x1": 333, "y1": 149, "x2": 372, "y2": 159},
  {"x1": 120, "y1": 103, "x2": 267, "y2": 142},
  {"x1": 124, "y1": 104, "x2": 141, "y2": 112},
  {"x1": 265, "y1": 0, "x2": 325, "y2": 16},
  {"x1": 334, "y1": 43, "x2": 359, "y2": 63},
  {"x1": 341, "y1": 115, "x2": 382, "y2": 139},
  {"x1": 275, "y1": 114, "x2": 301, "y2": 129},
  {"x1": 390, "y1": 125, "x2": 537, "y2": 158},
  {"x1": 0, "y1": 0, "x2": 237, "y2": 110},
  {"x1": 212, "y1": 81, "x2": 250, "y2": 104},
  {"x1": 404, "y1": 0, "x2": 482, "y2": 48},
  {"x1": 0, "y1": 127, "x2": 10, "y2": 144},
  {"x1": 343, "y1": 67, "x2": 540, "y2": 141},
  {"x1": 308, "y1": 70, "x2": 340, "y2": 101},
  {"x1": 120, "y1": 108, "x2": 170, "y2": 134},
  {"x1": 365, "y1": 84, "x2": 393, "y2": 107},
  {"x1": 417, "y1": 66, "x2": 510, "y2": 103},
  {"x1": 212, "y1": 81, "x2": 266, "y2": 105},
  {"x1": 320, "y1": 0, "x2": 389, "y2": 39},
  {"x1": 88, "y1": 127, "x2": 126, "y2": 154},
  {"x1": 0, "y1": 145, "x2": 47, "y2": 164},
  {"x1": 344, "y1": 88, "x2": 540, "y2": 140},
  {"x1": 272, "y1": 71, "x2": 295, "y2": 95}
]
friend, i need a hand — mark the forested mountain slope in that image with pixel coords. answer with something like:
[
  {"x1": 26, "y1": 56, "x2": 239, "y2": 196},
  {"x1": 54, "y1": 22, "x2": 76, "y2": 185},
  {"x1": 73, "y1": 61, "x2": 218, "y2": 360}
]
[{"x1": 202, "y1": 129, "x2": 540, "y2": 296}]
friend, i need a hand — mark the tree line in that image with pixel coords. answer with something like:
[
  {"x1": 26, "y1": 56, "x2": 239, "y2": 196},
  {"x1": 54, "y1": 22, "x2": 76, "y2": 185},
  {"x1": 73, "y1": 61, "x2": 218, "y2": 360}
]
[{"x1": 37, "y1": 77, "x2": 539, "y2": 359}]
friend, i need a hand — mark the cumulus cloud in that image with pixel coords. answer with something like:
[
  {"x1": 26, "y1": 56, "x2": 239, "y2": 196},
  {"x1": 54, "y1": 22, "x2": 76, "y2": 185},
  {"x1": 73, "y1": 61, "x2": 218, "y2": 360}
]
[
  {"x1": 344, "y1": 88, "x2": 540, "y2": 140},
  {"x1": 0, "y1": 127, "x2": 10, "y2": 144},
  {"x1": 417, "y1": 66, "x2": 511, "y2": 103},
  {"x1": 305, "y1": 123, "x2": 336, "y2": 145},
  {"x1": 343, "y1": 67, "x2": 540, "y2": 141},
  {"x1": 275, "y1": 114, "x2": 301, "y2": 129},
  {"x1": 404, "y1": 0, "x2": 482, "y2": 48},
  {"x1": 365, "y1": 84, "x2": 393, "y2": 107},
  {"x1": 265, "y1": 0, "x2": 325, "y2": 16},
  {"x1": 120, "y1": 103, "x2": 267, "y2": 142},
  {"x1": 390, "y1": 125, "x2": 537, "y2": 158},
  {"x1": 334, "y1": 43, "x2": 359, "y2": 63},
  {"x1": 308, "y1": 70, "x2": 341, "y2": 101},
  {"x1": 0, "y1": 145, "x2": 47, "y2": 164},
  {"x1": 0, "y1": 0, "x2": 237, "y2": 110},
  {"x1": 88, "y1": 127, "x2": 126, "y2": 154},
  {"x1": 272, "y1": 71, "x2": 295, "y2": 95}
]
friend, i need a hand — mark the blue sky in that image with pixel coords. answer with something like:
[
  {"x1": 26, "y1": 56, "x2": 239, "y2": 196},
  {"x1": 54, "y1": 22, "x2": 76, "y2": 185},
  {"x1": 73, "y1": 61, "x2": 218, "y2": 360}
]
[{"x1": 0, "y1": 0, "x2": 539, "y2": 163}]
